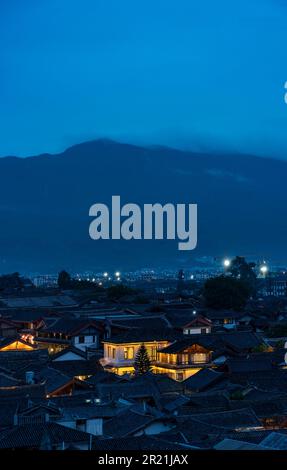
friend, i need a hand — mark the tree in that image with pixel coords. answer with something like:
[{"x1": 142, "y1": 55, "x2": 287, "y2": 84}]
[
  {"x1": 227, "y1": 256, "x2": 257, "y2": 297},
  {"x1": 203, "y1": 275, "x2": 250, "y2": 311},
  {"x1": 134, "y1": 344, "x2": 152, "y2": 375},
  {"x1": 58, "y1": 270, "x2": 71, "y2": 289},
  {"x1": 107, "y1": 284, "x2": 137, "y2": 300}
]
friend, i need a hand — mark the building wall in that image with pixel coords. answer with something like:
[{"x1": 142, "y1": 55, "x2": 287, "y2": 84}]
[
  {"x1": 135, "y1": 421, "x2": 174, "y2": 436},
  {"x1": 73, "y1": 334, "x2": 98, "y2": 351},
  {"x1": 183, "y1": 326, "x2": 211, "y2": 335},
  {"x1": 153, "y1": 365, "x2": 201, "y2": 381},
  {"x1": 102, "y1": 341, "x2": 169, "y2": 368},
  {"x1": 57, "y1": 418, "x2": 103, "y2": 436}
]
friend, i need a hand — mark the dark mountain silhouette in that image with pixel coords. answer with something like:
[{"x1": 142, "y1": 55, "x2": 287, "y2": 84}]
[{"x1": 0, "y1": 139, "x2": 286, "y2": 273}]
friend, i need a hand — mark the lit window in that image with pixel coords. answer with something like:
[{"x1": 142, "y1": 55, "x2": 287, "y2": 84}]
[
  {"x1": 192, "y1": 353, "x2": 207, "y2": 363},
  {"x1": 182, "y1": 354, "x2": 189, "y2": 364},
  {"x1": 124, "y1": 347, "x2": 134, "y2": 360},
  {"x1": 146, "y1": 347, "x2": 156, "y2": 360}
]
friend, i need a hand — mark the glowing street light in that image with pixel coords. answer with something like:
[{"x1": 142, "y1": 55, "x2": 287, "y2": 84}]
[
  {"x1": 260, "y1": 264, "x2": 268, "y2": 275},
  {"x1": 223, "y1": 259, "x2": 231, "y2": 268},
  {"x1": 115, "y1": 271, "x2": 120, "y2": 278},
  {"x1": 103, "y1": 272, "x2": 108, "y2": 278}
]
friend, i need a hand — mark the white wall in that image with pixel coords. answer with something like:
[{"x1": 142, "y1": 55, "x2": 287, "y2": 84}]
[
  {"x1": 73, "y1": 335, "x2": 98, "y2": 351},
  {"x1": 53, "y1": 351, "x2": 85, "y2": 361}
]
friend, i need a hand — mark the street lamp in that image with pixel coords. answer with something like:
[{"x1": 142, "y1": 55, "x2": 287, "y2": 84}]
[
  {"x1": 223, "y1": 259, "x2": 231, "y2": 268},
  {"x1": 260, "y1": 264, "x2": 268, "y2": 276}
]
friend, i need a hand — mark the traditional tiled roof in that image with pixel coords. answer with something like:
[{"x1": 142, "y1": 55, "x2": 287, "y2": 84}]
[
  {"x1": 109, "y1": 316, "x2": 170, "y2": 330},
  {"x1": 51, "y1": 359, "x2": 102, "y2": 378},
  {"x1": 0, "y1": 400, "x2": 19, "y2": 428},
  {"x1": 229, "y1": 369, "x2": 287, "y2": 392},
  {"x1": 0, "y1": 422, "x2": 90, "y2": 449},
  {"x1": 183, "y1": 369, "x2": 224, "y2": 392},
  {"x1": 183, "y1": 315, "x2": 212, "y2": 328},
  {"x1": 226, "y1": 354, "x2": 275, "y2": 374},
  {"x1": 0, "y1": 336, "x2": 36, "y2": 349},
  {"x1": 184, "y1": 407, "x2": 261, "y2": 430},
  {"x1": 260, "y1": 432, "x2": 287, "y2": 450},
  {"x1": 158, "y1": 336, "x2": 218, "y2": 353},
  {"x1": 37, "y1": 367, "x2": 74, "y2": 394},
  {"x1": 0, "y1": 372, "x2": 21, "y2": 388},
  {"x1": 202, "y1": 310, "x2": 246, "y2": 321},
  {"x1": 177, "y1": 392, "x2": 230, "y2": 415},
  {"x1": 39, "y1": 318, "x2": 102, "y2": 335},
  {"x1": 50, "y1": 346, "x2": 87, "y2": 360},
  {"x1": 214, "y1": 438, "x2": 266, "y2": 450},
  {"x1": 103, "y1": 328, "x2": 178, "y2": 344},
  {"x1": 103, "y1": 409, "x2": 158, "y2": 438},
  {"x1": 92, "y1": 435, "x2": 191, "y2": 450},
  {"x1": 0, "y1": 383, "x2": 46, "y2": 399},
  {"x1": 156, "y1": 331, "x2": 262, "y2": 354},
  {"x1": 5, "y1": 311, "x2": 44, "y2": 322}
]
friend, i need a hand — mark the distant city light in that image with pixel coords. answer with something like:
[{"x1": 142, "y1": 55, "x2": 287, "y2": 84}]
[
  {"x1": 223, "y1": 259, "x2": 231, "y2": 268},
  {"x1": 98, "y1": 281, "x2": 102, "y2": 286},
  {"x1": 115, "y1": 271, "x2": 120, "y2": 277},
  {"x1": 103, "y1": 272, "x2": 108, "y2": 278},
  {"x1": 192, "y1": 310, "x2": 197, "y2": 315},
  {"x1": 260, "y1": 264, "x2": 268, "y2": 275}
]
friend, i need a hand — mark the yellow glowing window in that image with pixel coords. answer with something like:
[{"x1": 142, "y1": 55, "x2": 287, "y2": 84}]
[
  {"x1": 192, "y1": 353, "x2": 207, "y2": 363},
  {"x1": 182, "y1": 354, "x2": 189, "y2": 364},
  {"x1": 124, "y1": 347, "x2": 134, "y2": 360}
]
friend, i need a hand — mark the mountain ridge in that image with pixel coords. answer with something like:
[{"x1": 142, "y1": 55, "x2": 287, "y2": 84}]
[{"x1": 0, "y1": 139, "x2": 285, "y2": 273}]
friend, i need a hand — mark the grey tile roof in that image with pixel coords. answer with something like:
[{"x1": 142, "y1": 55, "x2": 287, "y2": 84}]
[
  {"x1": 51, "y1": 359, "x2": 102, "y2": 377},
  {"x1": 40, "y1": 318, "x2": 101, "y2": 335},
  {"x1": 104, "y1": 328, "x2": 179, "y2": 344},
  {"x1": 37, "y1": 367, "x2": 73, "y2": 394},
  {"x1": 0, "y1": 383, "x2": 46, "y2": 399},
  {"x1": 92, "y1": 435, "x2": 191, "y2": 450},
  {"x1": 184, "y1": 407, "x2": 261, "y2": 429},
  {"x1": 103, "y1": 409, "x2": 157, "y2": 438},
  {"x1": 229, "y1": 369, "x2": 287, "y2": 392},
  {"x1": 260, "y1": 432, "x2": 287, "y2": 450},
  {"x1": 109, "y1": 316, "x2": 169, "y2": 330},
  {"x1": 0, "y1": 422, "x2": 90, "y2": 449},
  {"x1": 183, "y1": 368, "x2": 224, "y2": 392}
]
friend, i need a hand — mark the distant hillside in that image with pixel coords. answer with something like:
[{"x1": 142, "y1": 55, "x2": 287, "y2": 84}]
[{"x1": 0, "y1": 139, "x2": 286, "y2": 272}]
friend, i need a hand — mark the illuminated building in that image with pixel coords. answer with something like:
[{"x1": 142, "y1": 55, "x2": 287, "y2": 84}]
[{"x1": 101, "y1": 333, "x2": 215, "y2": 381}]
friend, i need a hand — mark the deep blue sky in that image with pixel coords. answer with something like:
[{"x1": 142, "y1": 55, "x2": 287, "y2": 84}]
[{"x1": 1, "y1": 0, "x2": 287, "y2": 158}]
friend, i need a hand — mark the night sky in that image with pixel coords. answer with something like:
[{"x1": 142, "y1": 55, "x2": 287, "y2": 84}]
[{"x1": 1, "y1": 0, "x2": 287, "y2": 158}]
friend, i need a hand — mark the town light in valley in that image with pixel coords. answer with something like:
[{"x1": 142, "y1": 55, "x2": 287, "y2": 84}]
[{"x1": 223, "y1": 258, "x2": 231, "y2": 268}]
